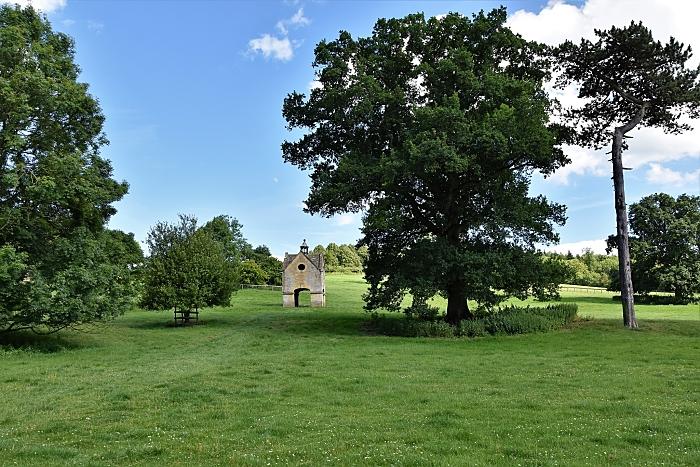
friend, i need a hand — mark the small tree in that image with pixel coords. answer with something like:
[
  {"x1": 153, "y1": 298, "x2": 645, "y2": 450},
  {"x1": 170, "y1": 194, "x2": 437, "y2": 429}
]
[
  {"x1": 555, "y1": 22, "x2": 700, "y2": 328},
  {"x1": 141, "y1": 215, "x2": 236, "y2": 319}
]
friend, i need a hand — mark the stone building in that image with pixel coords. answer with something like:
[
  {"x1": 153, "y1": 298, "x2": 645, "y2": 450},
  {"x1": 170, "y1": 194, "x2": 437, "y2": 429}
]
[{"x1": 282, "y1": 240, "x2": 326, "y2": 307}]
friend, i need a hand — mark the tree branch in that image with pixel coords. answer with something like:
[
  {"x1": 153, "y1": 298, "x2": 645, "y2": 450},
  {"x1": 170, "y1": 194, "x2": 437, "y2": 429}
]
[{"x1": 618, "y1": 102, "x2": 649, "y2": 134}]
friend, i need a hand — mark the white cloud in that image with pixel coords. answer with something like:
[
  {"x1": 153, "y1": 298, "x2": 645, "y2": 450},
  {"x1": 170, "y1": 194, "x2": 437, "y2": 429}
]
[
  {"x1": 508, "y1": 1, "x2": 700, "y2": 185},
  {"x1": 645, "y1": 163, "x2": 700, "y2": 187},
  {"x1": 60, "y1": 18, "x2": 75, "y2": 27},
  {"x1": 276, "y1": 8, "x2": 310, "y2": 35},
  {"x1": 1, "y1": 0, "x2": 66, "y2": 12},
  {"x1": 272, "y1": 177, "x2": 279, "y2": 183},
  {"x1": 544, "y1": 239, "x2": 611, "y2": 255},
  {"x1": 248, "y1": 34, "x2": 293, "y2": 61},
  {"x1": 308, "y1": 79, "x2": 322, "y2": 91}
]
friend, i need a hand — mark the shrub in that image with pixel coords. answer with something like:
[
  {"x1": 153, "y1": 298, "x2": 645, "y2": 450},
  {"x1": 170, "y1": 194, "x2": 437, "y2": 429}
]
[
  {"x1": 456, "y1": 319, "x2": 487, "y2": 337},
  {"x1": 612, "y1": 294, "x2": 697, "y2": 305},
  {"x1": 404, "y1": 302, "x2": 441, "y2": 322},
  {"x1": 369, "y1": 303, "x2": 578, "y2": 338}
]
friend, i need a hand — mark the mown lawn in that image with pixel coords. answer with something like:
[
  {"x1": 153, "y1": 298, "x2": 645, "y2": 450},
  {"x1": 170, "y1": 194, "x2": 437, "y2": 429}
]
[{"x1": 1, "y1": 274, "x2": 698, "y2": 465}]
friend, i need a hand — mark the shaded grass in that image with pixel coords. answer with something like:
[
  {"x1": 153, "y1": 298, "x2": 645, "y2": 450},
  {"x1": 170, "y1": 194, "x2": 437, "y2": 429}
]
[{"x1": 0, "y1": 273, "x2": 698, "y2": 465}]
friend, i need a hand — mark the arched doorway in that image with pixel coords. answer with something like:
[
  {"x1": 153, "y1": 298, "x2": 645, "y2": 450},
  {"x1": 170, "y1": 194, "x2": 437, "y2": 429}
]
[{"x1": 294, "y1": 288, "x2": 310, "y2": 307}]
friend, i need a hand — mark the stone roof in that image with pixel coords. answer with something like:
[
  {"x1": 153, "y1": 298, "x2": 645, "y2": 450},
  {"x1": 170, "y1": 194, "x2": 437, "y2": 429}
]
[{"x1": 283, "y1": 252, "x2": 323, "y2": 271}]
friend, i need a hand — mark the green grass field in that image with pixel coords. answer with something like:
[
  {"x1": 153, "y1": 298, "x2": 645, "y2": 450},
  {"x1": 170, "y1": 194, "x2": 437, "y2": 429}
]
[{"x1": 1, "y1": 274, "x2": 698, "y2": 465}]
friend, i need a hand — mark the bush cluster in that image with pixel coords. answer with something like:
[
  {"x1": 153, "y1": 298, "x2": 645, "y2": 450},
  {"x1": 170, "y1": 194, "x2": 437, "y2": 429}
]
[
  {"x1": 371, "y1": 304, "x2": 578, "y2": 338},
  {"x1": 612, "y1": 294, "x2": 697, "y2": 305}
]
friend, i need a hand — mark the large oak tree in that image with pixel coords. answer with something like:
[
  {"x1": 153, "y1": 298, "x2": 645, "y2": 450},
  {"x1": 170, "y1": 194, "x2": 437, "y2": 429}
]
[{"x1": 283, "y1": 9, "x2": 569, "y2": 324}]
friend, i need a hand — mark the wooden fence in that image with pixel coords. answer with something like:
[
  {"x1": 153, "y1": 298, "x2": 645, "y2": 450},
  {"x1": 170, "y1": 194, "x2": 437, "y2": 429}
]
[
  {"x1": 558, "y1": 285, "x2": 610, "y2": 294},
  {"x1": 240, "y1": 284, "x2": 282, "y2": 292}
]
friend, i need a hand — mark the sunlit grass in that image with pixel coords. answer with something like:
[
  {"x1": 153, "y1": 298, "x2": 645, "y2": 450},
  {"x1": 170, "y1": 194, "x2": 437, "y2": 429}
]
[{"x1": 1, "y1": 273, "x2": 698, "y2": 465}]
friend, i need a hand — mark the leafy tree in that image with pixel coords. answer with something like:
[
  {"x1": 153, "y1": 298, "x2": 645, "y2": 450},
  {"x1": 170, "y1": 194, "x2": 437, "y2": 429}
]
[
  {"x1": 141, "y1": 215, "x2": 236, "y2": 314},
  {"x1": 0, "y1": 6, "x2": 135, "y2": 333},
  {"x1": 245, "y1": 245, "x2": 282, "y2": 285},
  {"x1": 356, "y1": 245, "x2": 369, "y2": 264},
  {"x1": 609, "y1": 193, "x2": 700, "y2": 300},
  {"x1": 238, "y1": 259, "x2": 269, "y2": 286},
  {"x1": 323, "y1": 243, "x2": 341, "y2": 271},
  {"x1": 555, "y1": 22, "x2": 700, "y2": 328},
  {"x1": 199, "y1": 215, "x2": 248, "y2": 264},
  {"x1": 282, "y1": 9, "x2": 569, "y2": 324},
  {"x1": 337, "y1": 244, "x2": 362, "y2": 268},
  {"x1": 252, "y1": 245, "x2": 271, "y2": 257}
]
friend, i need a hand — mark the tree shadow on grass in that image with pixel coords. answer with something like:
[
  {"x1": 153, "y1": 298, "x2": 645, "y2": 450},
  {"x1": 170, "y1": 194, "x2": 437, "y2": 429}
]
[
  {"x1": 125, "y1": 305, "x2": 370, "y2": 337},
  {"x1": 124, "y1": 315, "x2": 235, "y2": 330},
  {"x1": 559, "y1": 295, "x2": 616, "y2": 305},
  {"x1": 572, "y1": 317, "x2": 700, "y2": 337},
  {"x1": 0, "y1": 330, "x2": 88, "y2": 353}
]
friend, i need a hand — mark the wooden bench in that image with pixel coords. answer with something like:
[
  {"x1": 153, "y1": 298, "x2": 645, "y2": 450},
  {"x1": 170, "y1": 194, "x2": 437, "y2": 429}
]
[{"x1": 173, "y1": 309, "x2": 199, "y2": 325}]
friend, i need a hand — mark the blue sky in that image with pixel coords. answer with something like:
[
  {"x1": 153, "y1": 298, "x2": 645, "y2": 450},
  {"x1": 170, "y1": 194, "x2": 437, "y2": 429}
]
[{"x1": 19, "y1": 0, "x2": 700, "y2": 257}]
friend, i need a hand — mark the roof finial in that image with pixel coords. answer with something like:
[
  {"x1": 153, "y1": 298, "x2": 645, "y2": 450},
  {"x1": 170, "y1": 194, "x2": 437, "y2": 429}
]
[{"x1": 300, "y1": 239, "x2": 309, "y2": 254}]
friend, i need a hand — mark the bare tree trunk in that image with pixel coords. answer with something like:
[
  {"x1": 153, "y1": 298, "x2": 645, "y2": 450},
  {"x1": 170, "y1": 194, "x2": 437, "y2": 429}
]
[
  {"x1": 611, "y1": 103, "x2": 647, "y2": 329},
  {"x1": 611, "y1": 129, "x2": 637, "y2": 329}
]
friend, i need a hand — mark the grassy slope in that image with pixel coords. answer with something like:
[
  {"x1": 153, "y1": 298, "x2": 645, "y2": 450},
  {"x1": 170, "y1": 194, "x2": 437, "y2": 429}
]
[{"x1": 0, "y1": 274, "x2": 698, "y2": 466}]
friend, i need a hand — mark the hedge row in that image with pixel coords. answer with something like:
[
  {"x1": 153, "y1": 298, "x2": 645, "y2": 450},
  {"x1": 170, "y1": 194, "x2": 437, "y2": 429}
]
[
  {"x1": 612, "y1": 294, "x2": 697, "y2": 305},
  {"x1": 370, "y1": 303, "x2": 578, "y2": 338}
]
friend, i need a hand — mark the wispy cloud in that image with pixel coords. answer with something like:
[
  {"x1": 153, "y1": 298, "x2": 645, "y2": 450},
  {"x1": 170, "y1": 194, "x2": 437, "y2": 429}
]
[
  {"x1": 1, "y1": 0, "x2": 66, "y2": 12},
  {"x1": 248, "y1": 6, "x2": 311, "y2": 62},
  {"x1": 336, "y1": 213, "x2": 358, "y2": 226},
  {"x1": 276, "y1": 8, "x2": 310, "y2": 35},
  {"x1": 87, "y1": 20, "x2": 104, "y2": 34}
]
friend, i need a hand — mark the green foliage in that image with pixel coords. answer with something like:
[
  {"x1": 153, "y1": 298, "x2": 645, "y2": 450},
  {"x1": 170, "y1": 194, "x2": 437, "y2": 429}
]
[
  {"x1": 312, "y1": 243, "x2": 364, "y2": 273},
  {"x1": 141, "y1": 215, "x2": 236, "y2": 312},
  {"x1": 548, "y1": 249, "x2": 618, "y2": 288},
  {"x1": 238, "y1": 259, "x2": 269, "y2": 286},
  {"x1": 612, "y1": 294, "x2": 697, "y2": 305},
  {"x1": 283, "y1": 9, "x2": 569, "y2": 323},
  {"x1": 0, "y1": 5, "x2": 136, "y2": 333},
  {"x1": 199, "y1": 215, "x2": 248, "y2": 264},
  {"x1": 457, "y1": 319, "x2": 487, "y2": 338},
  {"x1": 372, "y1": 303, "x2": 578, "y2": 338},
  {"x1": 245, "y1": 245, "x2": 282, "y2": 285},
  {"x1": 609, "y1": 193, "x2": 700, "y2": 299},
  {"x1": 555, "y1": 21, "x2": 700, "y2": 149}
]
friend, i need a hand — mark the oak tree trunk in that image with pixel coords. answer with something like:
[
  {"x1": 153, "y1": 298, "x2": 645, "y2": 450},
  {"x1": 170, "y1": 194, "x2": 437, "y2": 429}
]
[{"x1": 446, "y1": 280, "x2": 474, "y2": 325}]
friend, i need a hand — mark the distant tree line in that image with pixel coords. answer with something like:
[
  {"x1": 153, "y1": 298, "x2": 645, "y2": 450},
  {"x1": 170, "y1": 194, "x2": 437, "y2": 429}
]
[
  {"x1": 546, "y1": 250, "x2": 618, "y2": 289},
  {"x1": 311, "y1": 243, "x2": 368, "y2": 273}
]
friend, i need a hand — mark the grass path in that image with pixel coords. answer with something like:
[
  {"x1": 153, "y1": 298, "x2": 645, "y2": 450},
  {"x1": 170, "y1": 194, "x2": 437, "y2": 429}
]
[{"x1": 1, "y1": 274, "x2": 698, "y2": 465}]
